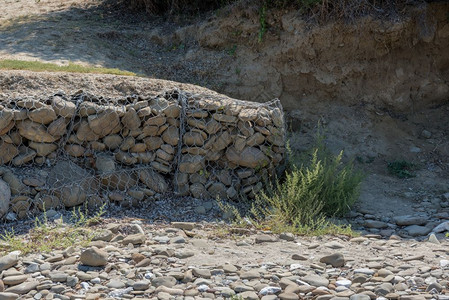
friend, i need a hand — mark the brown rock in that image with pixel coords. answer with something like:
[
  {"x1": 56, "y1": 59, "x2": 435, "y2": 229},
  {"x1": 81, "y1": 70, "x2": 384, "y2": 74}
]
[
  {"x1": 52, "y1": 96, "x2": 76, "y2": 118},
  {"x1": 144, "y1": 115, "x2": 166, "y2": 126},
  {"x1": 121, "y1": 107, "x2": 141, "y2": 130},
  {"x1": 115, "y1": 151, "x2": 138, "y2": 165},
  {"x1": 17, "y1": 99, "x2": 45, "y2": 109},
  {"x1": 130, "y1": 143, "x2": 147, "y2": 153},
  {"x1": 80, "y1": 247, "x2": 108, "y2": 267},
  {"x1": 0, "y1": 109, "x2": 14, "y2": 133},
  {"x1": 226, "y1": 146, "x2": 269, "y2": 168},
  {"x1": 213, "y1": 113, "x2": 237, "y2": 123},
  {"x1": 183, "y1": 130, "x2": 205, "y2": 146},
  {"x1": 239, "y1": 108, "x2": 258, "y2": 122},
  {"x1": 78, "y1": 102, "x2": 100, "y2": 117},
  {"x1": 246, "y1": 132, "x2": 265, "y2": 146},
  {"x1": 163, "y1": 104, "x2": 180, "y2": 118},
  {"x1": 17, "y1": 120, "x2": 59, "y2": 143},
  {"x1": 103, "y1": 135, "x2": 123, "y2": 150},
  {"x1": 88, "y1": 109, "x2": 121, "y2": 138},
  {"x1": 28, "y1": 142, "x2": 57, "y2": 156},
  {"x1": 179, "y1": 155, "x2": 205, "y2": 174},
  {"x1": 207, "y1": 182, "x2": 227, "y2": 199},
  {"x1": 142, "y1": 125, "x2": 159, "y2": 137},
  {"x1": 65, "y1": 144, "x2": 85, "y2": 157},
  {"x1": 144, "y1": 136, "x2": 163, "y2": 151},
  {"x1": 0, "y1": 120, "x2": 14, "y2": 135},
  {"x1": 120, "y1": 136, "x2": 135, "y2": 151},
  {"x1": 28, "y1": 105, "x2": 57, "y2": 124},
  {"x1": 212, "y1": 131, "x2": 232, "y2": 151},
  {"x1": 76, "y1": 120, "x2": 99, "y2": 142},
  {"x1": 162, "y1": 126, "x2": 179, "y2": 146},
  {"x1": 47, "y1": 117, "x2": 68, "y2": 137},
  {"x1": 12, "y1": 148, "x2": 36, "y2": 166},
  {"x1": 0, "y1": 141, "x2": 19, "y2": 164}
]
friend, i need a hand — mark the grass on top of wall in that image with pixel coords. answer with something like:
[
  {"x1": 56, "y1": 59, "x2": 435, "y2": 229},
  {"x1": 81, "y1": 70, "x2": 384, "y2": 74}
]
[{"x1": 0, "y1": 59, "x2": 136, "y2": 76}]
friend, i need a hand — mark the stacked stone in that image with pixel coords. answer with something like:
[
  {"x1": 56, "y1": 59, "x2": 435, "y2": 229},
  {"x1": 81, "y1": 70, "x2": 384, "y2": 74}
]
[
  {"x1": 0, "y1": 90, "x2": 285, "y2": 220},
  {"x1": 175, "y1": 95, "x2": 285, "y2": 200}
]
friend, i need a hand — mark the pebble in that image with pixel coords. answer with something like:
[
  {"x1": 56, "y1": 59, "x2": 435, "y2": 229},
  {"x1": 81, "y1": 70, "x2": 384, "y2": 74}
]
[{"x1": 0, "y1": 220, "x2": 444, "y2": 300}]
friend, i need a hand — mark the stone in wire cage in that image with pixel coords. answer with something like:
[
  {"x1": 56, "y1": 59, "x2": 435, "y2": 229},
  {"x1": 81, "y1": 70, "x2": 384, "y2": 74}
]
[{"x1": 0, "y1": 89, "x2": 285, "y2": 220}]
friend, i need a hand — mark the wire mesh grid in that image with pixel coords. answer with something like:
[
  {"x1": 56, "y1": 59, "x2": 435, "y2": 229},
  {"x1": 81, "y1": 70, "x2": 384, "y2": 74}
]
[{"x1": 0, "y1": 89, "x2": 285, "y2": 220}]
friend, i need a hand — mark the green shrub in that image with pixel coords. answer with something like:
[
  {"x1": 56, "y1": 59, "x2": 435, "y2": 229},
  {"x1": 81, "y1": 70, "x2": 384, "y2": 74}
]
[
  {"x1": 387, "y1": 160, "x2": 417, "y2": 178},
  {"x1": 218, "y1": 132, "x2": 363, "y2": 236},
  {"x1": 256, "y1": 143, "x2": 363, "y2": 228}
]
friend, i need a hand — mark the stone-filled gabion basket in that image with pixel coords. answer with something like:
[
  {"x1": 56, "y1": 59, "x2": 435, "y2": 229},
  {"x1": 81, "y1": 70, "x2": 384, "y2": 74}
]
[{"x1": 0, "y1": 89, "x2": 285, "y2": 220}]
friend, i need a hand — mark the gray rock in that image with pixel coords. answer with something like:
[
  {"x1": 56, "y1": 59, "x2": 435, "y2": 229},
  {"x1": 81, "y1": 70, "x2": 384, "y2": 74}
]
[
  {"x1": 255, "y1": 235, "x2": 277, "y2": 243},
  {"x1": 5, "y1": 281, "x2": 39, "y2": 295},
  {"x1": 0, "y1": 255, "x2": 18, "y2": 272},
  {"x1": 47, "y1": 161, "x2": 96, "y2": 207},
  {"x1": 320, "y1": 253, "x2": 345, "y2": 267},
  {"x1": 121, "y1": 233, "x2": 146, "y2": 245},
  {"x1": 428, "y1": 233, "x2": 440, "y2": 244},
  {"x1": 193, "y1": 268, "x2": 211, "y2": 279},
  {"x1": 80, "y1": 247, "x2": 108, "y2": 267},
  {"x1": 139, "y1": 170, "x2": 168, "y2": 193},
  {"x1": 107, "y1": 279, "x2": 126, "y2": 289},
  {"x1": 2, "y1": 275, "x2": 28, "y2": 286},
  {"x1": 404, "y1": 225, "x2": 431, "y2": 236},
  {"x1": 350, "y1": 295, "x2": 371, "y2": 300},
  {"x1": 324, "y1": 241, "x2": 345, "y2": 249},
  {"x1": 171, "y1": 222, "x2": 195, "y2": 230},
  {"x1": 133, "y1": 280, "x2": 151, "y2": 291},
  {"x1": 363, "y1": 220, "x2": 388, "y2": 229},
  {"x1": 151, "y1": 276, "x2": 177, "y2": 288},
  {"x1": 0, "y1": 292, "x2": 19, "y2": 300},
  {"x1": 279, "y1": 232, "x2": 295, "y2": 241},
  {"x1": 394, "y1": 215, "x2": 427, "y2": 226},
  {"x1": 302, "y1": 274, "x2": 329, "y2": 287}
]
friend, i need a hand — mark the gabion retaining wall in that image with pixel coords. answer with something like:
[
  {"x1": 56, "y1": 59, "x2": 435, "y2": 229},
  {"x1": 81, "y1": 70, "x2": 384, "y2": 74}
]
[{"x1": 0, "y1": 89, "x2": 285, "y2": 220}]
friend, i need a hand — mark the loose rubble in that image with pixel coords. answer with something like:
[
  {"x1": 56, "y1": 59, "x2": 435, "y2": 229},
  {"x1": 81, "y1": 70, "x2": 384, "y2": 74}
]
[{"x1": 0, "y1": 220, "x2": 448, "y2": 300}]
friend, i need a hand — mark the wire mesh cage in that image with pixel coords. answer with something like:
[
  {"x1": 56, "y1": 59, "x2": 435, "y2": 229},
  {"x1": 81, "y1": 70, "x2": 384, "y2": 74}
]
[{"x1": 0, "y1": 89, "x2": 285, "y2": 220}]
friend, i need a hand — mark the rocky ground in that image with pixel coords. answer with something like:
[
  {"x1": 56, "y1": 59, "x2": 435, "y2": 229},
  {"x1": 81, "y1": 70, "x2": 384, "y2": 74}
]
[{"x1": 0, "y1": 218, "x2": 448, "y2": 300}]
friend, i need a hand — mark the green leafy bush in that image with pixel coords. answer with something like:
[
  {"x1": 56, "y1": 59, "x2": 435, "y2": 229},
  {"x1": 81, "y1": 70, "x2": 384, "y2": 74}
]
[
  {"x1": 255, "y1": 142, "x2": 363, "y2": 229},
  {"x1": 218, "y1": 133, "x2": 363, "y2": 236},
  {"x1": 387, "y1": 160, "x2": 417, "y2": 178}
]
